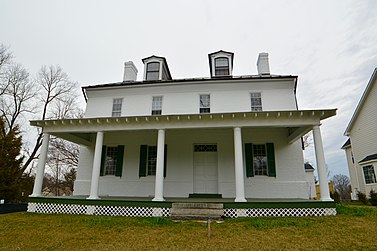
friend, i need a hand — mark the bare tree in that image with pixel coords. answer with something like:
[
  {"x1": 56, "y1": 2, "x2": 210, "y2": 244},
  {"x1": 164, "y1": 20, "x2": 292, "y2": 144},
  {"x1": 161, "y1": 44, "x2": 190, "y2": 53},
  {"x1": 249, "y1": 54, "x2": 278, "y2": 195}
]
[{"x1": 333, "y1": 174, "x2": 351, "y2": 201}]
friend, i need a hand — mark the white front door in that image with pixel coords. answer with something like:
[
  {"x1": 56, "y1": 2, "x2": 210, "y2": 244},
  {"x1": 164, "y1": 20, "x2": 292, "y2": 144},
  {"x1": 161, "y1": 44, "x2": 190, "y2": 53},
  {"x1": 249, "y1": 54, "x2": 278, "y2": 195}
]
[{"x1": 193, "y1": 144, "x2": 218, "y2": 194}]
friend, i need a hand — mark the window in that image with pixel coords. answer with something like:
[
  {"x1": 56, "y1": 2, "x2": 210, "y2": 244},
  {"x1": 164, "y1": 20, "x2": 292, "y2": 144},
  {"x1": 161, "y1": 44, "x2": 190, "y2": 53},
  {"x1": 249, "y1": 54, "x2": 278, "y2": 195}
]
[
  {"x1": 104, "y1": 146, "x2": 118, "y2": 175},
  {"x1": 194, "y1": 144, "x2": 217, "y2": 152},
  {"x1": 152, "y1": 96, "x2": 163, "y2": 115},
  {"x1": 363, "y1": 165, "x2": 376, "y2": 184},
  {"x1": 251, "y1": 92, "x2": 262, "y2": 111},
  {"x1": 214, "y1": 57, "x2": 229, "y2": 76},
  {"x1": 147, "y1": 146, "x2": 157, "y2": 175},
  {"x1": 245, "y1": 143, "x2": 276, "y2": 177},
  {"x1": 146, "y1": 62, "x2": 160, "y2": 80},
  {"x1": 112, "y1": 98, "x2": 123, "y2": 117},
  {"x1": 253, "y1": 144, "x2": 268, "y2": 176},
  {"x1": 199, "y1": 94, "x2": 210, "y2": 113}
]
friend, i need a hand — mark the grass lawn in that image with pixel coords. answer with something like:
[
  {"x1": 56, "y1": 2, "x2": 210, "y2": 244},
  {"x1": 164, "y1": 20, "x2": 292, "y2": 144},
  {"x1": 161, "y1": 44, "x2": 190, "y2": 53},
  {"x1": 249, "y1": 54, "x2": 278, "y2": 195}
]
[{"x1": 1, "y1": 203, "x2": 377, "y2": 250}]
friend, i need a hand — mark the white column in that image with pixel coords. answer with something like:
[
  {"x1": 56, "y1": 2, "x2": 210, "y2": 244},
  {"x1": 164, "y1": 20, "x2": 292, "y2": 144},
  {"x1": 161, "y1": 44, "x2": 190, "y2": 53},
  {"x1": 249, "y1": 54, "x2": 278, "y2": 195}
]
[
  {"x1": 312, "y1": 125, "x2": 332, "y2": 201},
  {"x1": 88, "y1": 131, "x2": 104, "y2": 200},
  {"x1": 234, "y1": 127, "x2": 247, "y2": 202},
  {"x1": 31, "y1": 133, "x2": 50, "y2": 197},
  {"x1": 153, "y1": 129, "x2": 165, "y2": 201}
]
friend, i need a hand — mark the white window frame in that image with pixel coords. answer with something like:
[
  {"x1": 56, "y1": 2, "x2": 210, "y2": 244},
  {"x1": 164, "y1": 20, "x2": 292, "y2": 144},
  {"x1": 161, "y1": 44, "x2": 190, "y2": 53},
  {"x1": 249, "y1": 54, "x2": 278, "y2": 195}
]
[
  {"x1": 104, "y1": 146, "x2": 118, "y2": 176},
  {"x1": 214, "y1": 57, "x2": 229, "y2": 76},
  {"x1": 112, "y1": 98, "x2": 123, "y2": 117},
  {"x1": 199, "y1": 94, "x2": 210, "y2": 114},
  {"x1": 147, "y1": 145, "x2": 157, "y2": 176},
  {"x1": 362, "y1": 164, "x2": 377, "y2": 184},
  {"x1": 250, "y1": 92, "x2": 262, "y2": 111},
  {"x1": 146, "y1": 61, "x2": 161, "y2": 81},
  {"x1": 152, "y1": 96, "x2": 163, "y2": 115},
  {"x1": 253, "y1": 144, "x2": 268, "y2": 176}
]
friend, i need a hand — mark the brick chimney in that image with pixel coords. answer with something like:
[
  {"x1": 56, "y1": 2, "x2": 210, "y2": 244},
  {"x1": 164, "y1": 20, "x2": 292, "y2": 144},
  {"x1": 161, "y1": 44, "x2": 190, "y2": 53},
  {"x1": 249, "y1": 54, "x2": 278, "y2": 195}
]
[
  {"x1": 257, "y1": 52, "x2": 270, "y2": 75},
  {"x1": 123, "y1": 61, "x2": 138, "y2": 81}
]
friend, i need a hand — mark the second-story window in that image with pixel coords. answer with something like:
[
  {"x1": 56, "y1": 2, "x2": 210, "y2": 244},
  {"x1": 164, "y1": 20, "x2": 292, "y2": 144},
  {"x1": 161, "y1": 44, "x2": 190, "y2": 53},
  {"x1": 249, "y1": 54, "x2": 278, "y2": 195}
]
[
  {"x1": 146, "y1": 62, "x2": 160, "y2": 80},
  {"x1": 250, "y1": 92, "x2": 262, "y2": 111},
  {"x1": 112, "y1": 98, "x2": 123, "y2": 117},
  {"x1": 215, "y1": 57, "x2": 229, "y2": 76},
  {"x1": 152, "y1": 96, "x2": 163, "y2": 115},
  {"x1": 200, "y1": 94, "x2": 210, "y2": 113}
]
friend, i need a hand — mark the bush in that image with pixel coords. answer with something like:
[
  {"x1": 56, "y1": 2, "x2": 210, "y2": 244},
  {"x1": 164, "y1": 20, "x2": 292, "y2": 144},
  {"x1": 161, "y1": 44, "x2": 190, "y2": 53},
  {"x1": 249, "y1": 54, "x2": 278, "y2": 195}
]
[
  {"x1": 357, "y1": 191, "x2": 369, "y2": 205},
  {"x1": 370, "y1": 190, "x2": 377, "y2": 206},
  {"x1": 330, "y1": 191, "x2": 340, "y2": 203}
]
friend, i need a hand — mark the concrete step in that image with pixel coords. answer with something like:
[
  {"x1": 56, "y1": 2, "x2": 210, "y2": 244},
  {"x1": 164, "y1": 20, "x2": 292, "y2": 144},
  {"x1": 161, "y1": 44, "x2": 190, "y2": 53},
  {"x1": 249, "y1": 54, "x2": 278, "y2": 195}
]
[{"x1": 170, "y1": 203, "x2": 224, "y2": 220}]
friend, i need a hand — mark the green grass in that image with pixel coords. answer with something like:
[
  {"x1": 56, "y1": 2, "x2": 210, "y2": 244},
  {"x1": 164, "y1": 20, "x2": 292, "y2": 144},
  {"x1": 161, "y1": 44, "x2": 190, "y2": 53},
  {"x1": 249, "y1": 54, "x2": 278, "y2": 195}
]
[{"x1": 1, "y1": 204, "x2": 377, "y2": 250}]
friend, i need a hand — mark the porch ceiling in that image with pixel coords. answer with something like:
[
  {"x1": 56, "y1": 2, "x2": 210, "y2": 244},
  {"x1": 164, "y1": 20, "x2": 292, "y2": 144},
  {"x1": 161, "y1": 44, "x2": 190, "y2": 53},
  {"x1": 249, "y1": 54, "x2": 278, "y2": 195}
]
[{"x1": 30, "y1": 109, "x2": 336, "y2": 145}]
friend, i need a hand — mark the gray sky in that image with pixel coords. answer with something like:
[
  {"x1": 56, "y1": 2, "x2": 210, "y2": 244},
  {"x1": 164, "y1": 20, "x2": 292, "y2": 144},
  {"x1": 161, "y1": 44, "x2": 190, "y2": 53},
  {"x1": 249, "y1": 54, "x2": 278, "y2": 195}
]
[{"x1": 1, "y1": 0, "x2": 377, "y2": 177}]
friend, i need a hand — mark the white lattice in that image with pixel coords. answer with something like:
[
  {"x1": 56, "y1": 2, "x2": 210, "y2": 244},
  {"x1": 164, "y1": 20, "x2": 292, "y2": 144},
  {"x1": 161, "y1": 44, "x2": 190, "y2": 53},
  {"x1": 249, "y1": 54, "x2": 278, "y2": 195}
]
[
  {"x1": 28, "y1": 202, "x2": 170, "y2": 217},
  {"x1": 223, "y1": 207, "x2": 337, "y2": 218}
]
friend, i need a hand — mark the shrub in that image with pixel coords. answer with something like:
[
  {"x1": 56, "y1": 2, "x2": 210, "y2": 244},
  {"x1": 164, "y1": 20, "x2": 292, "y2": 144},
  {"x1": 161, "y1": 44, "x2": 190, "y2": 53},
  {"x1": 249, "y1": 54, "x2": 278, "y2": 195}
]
[
  {"x1": 357, "y1": 191, "x2": 369, "y2": 205},
  {"x1": 330, "y1": 191, "x2": 340, "y2": 203},
  {"x1": 369, "y1": 190, "x2": 377, "y2": 206}
]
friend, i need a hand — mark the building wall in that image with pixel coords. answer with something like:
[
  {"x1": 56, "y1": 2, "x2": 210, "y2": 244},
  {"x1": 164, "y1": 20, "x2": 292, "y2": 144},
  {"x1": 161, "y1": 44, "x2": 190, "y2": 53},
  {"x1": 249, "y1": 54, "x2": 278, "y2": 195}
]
[
  {"x1": 84, "y1": 79, "x2": 296, "y2": 118},
  {"x1": 305, "y1": 170, "x2": 317, "y2": 199},
  {"x1": 348, "y1": 78, "x2": 377, "y2": 195},
  {"x1": 73, "y1": 127, "x2": 308, "y2": 199},
  {"x1": 344, "y1": 147, "x2": 359, "y2": 199}
]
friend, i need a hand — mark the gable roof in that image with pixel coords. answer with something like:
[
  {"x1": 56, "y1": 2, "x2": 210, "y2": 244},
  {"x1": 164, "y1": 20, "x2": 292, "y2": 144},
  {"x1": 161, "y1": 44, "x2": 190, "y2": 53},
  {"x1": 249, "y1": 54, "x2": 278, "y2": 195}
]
[
  {"x1": 341, "y1": 138, "x2": 351, "y2": 149},
  {"x1": 344, "y1": 68, "x2": 377, "y2": 135},
  {"x1": 359, "y1": 153, "x2": 377, "y2": 164}
]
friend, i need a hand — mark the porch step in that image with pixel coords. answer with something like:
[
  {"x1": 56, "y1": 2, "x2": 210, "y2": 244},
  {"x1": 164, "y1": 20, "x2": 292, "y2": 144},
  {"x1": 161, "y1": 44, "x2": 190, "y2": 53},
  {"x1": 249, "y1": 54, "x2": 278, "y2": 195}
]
[
  {"x1": 189, "y1": 193, "x2": 222, "y2": 198},
  {"x1": 170, "y1": 203, "x2": 223, "y2": 220}
]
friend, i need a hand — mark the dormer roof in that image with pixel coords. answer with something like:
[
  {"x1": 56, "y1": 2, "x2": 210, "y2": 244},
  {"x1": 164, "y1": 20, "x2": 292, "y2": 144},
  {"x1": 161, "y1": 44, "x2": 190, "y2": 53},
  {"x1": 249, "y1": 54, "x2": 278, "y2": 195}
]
[
  {"x1": 208, "y1": 50, "x2": 234, "y2": 78},
  {"x1": 142, "y1": 55, "x2": 172, "y2": 81}
]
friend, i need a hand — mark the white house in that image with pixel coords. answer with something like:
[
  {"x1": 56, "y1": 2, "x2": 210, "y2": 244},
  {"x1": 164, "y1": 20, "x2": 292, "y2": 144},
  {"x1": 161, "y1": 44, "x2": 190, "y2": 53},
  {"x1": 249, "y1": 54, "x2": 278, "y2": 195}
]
[
  {"x1": 343, "y1": 68, "x2": 377, "y2": 200},
  {"x1": 30, "y1": 50, "x2": 335, "y2": 204}
]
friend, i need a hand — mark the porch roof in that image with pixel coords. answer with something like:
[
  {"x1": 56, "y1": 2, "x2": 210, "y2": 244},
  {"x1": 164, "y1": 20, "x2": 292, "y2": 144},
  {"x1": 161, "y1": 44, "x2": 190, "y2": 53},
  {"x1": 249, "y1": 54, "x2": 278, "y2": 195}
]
[{"x1": 30, "y1": 109, "x2": 336, "y2": 146}]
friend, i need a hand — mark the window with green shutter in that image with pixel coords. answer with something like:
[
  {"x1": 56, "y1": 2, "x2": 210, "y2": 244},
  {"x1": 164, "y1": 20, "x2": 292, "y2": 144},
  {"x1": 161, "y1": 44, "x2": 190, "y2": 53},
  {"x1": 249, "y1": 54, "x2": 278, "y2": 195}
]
[
  {"x1": 100, "y1": 145, "x2": 124, "y2": 177},
  {"x1": 245, "y1": 142, "x2": 276, "y2": 177},
  {"x1": 139, "y1": 144, "x2": 167, "y2": 177}
]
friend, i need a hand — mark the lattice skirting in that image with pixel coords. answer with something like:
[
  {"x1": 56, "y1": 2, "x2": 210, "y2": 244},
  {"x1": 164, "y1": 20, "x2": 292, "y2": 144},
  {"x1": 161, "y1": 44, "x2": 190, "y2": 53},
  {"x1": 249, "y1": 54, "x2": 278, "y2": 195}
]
[
  {"x1": 223, "y1": 207, "x2": 337, "y2": 218},
  {"x1": 27, "y1": 203, "x2": 170, "y2": 217},
  {"x1": 28, "y1": 202, "x2": 336, "y2": 218}
]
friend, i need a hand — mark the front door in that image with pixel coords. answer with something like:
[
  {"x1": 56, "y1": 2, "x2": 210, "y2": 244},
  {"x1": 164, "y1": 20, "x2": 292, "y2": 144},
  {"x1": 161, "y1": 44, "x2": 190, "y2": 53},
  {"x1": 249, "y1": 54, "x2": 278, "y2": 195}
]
[{"x1": 193, "y1": 144, "x2": 218, "y2": 194}]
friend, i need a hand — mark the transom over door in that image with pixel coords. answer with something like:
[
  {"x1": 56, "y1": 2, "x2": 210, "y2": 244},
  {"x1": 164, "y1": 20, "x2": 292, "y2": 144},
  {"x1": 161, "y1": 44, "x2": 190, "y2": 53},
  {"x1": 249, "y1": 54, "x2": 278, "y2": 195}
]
[{"x1": 193, "y1": 144, "x2": 218, "y2": 194}]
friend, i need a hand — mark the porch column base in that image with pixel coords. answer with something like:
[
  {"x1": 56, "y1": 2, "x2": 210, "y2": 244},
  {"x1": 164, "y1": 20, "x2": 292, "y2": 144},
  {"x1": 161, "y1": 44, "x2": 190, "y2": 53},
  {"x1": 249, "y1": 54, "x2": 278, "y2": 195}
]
[
  {"x1": 152, "y1": 197, "x2": 165, "y2": 202},
  {"x1": 235, "y1": 198, "x2": 247, "y2": 202}
]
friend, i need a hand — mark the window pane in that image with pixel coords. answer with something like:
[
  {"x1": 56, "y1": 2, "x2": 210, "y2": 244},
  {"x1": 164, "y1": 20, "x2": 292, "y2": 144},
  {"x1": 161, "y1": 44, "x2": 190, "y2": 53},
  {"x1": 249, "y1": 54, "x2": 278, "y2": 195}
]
[
  {"x1": 363, "y1": 165, "x2": 377, "y2": 184},
  {"x1": 146, "y1": 72, "x2": 159, "y2": 80},
  {"x1": 104, "y1": 147, "x2": 118, "y2": 175},
  {"x1": 146, "y1": 62, "x2": 160, "y2": 80},
  {"x1": 112, "y1": 98, "x2": 122, "y2": 117},
  {"x1": 147, "y1": 62, "x2": 160, "y2": 71},
  {"x1": 251, "y1": 93, "x2": 262, "y2": 111},
  {"x1": 152, "y1": 96, "x2": 163, "y2": 115},
  {"x1": 215, "y1": 58, "x2": 229, "y2": 67},
  {"x1": 253, "y1": 144, "x2": 267, "y2": 176},
  {"x1": 148, "y1": 146, "x2": 157, "y2": 175}
]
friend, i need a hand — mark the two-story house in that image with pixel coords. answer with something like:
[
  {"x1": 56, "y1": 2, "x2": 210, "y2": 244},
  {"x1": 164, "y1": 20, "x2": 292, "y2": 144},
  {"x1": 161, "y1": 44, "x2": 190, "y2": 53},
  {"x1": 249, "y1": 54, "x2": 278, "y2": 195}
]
[{"x1": 28, "y1": 51, "x2": 336, "y2": 217}]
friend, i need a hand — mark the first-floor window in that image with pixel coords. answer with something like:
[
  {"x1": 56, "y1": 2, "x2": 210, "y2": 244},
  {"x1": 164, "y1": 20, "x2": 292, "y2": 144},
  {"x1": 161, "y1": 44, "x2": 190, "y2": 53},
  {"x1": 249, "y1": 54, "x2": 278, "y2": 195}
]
[
  {"x1": 363, "y1": 165, "x2": 376, "y2": 184},
  {"x1": 147, "y1": 146, "x2": 157, "y2": 175},
  {"x1": 104, "y1": 146, "x2": 118, "y2": 175},
  {"x1": 253, "y1": 144, "x2": 268, "y2": 176}
]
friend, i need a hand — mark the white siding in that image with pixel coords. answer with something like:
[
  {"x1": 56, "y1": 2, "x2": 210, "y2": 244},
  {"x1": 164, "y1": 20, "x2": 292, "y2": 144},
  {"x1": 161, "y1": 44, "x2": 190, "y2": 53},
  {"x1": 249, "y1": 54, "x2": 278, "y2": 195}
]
[
  {"x1": 348, "y1": 78, "x2": 377, "y2": 194},
  {"x1": 84, "y1": 79, "x2": 296, "y2": 118}
]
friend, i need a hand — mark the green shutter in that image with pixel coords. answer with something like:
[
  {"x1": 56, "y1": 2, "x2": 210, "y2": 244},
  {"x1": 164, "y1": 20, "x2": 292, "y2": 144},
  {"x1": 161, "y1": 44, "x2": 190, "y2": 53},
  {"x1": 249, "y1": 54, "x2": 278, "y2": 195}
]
[
  {"x1": 245, "y1": 143, "x2": 254, "y2": 177},
  {"x1": 115, "y1": 145, "x2": 124, "y2": 177},
  {"x1": 164, "y1": 144, "x2": 167, "y2": 178},
  {"x1": 266, "y1": 143, "x2": 276, "y2": 177},
  {"x1": 139, "y1": 145, "x2": 147, "y2": 177},
  {"x1": 100, "y1": 146, "x2": 106, "y2": 176}
]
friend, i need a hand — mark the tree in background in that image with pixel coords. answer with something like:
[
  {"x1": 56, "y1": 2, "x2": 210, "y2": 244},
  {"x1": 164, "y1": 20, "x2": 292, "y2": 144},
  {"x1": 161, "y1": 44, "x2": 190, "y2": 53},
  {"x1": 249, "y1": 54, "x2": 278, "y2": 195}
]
[
  {"x1": 0, "y1": 116, "x2": 25, "y2": 202},
  {"x1": 333, "y1": 174, "x2": 351, "y2": 201},
  {"x1": 0, "y1": 43, "x2": 82, "y2": 199}
]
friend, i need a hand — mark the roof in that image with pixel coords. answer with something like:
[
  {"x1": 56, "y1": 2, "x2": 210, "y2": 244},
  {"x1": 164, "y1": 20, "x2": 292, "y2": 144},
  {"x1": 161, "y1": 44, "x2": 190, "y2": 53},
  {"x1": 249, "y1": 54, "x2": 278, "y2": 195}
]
[
  {"x1": 359, "y1": 153, "x2": 377, "y2": 164},
  {"x1": 344, "y1": 68, "x2": 377, "y2": 135},
  {"x1": 304, "y1": 163, "x2": 315, "y2": 170},
  {"x1": 341, "y1": 138, "x2": 351, "y2": 149}
]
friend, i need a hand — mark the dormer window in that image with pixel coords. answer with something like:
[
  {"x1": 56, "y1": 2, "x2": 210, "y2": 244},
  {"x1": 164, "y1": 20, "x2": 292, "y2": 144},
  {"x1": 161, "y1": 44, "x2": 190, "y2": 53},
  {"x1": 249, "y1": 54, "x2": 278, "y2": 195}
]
[
  {"x1": 146, "y1": 62, "x2": 160, "y2": 80},
  {"x1": 208, "y1": 50, "x2": 234, "y2": 78},
  {"x1": 215, "y1": 57, "x2": 229, "y2": 76},
  {"x1": 142, "y1": 56, "x2": 172, "y2": 81}
]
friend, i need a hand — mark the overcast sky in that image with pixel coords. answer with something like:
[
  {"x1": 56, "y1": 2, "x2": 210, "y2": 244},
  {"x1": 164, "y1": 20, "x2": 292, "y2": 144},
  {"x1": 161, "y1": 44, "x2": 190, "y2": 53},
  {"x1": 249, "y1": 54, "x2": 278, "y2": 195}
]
[{"x1": 1, "y1": 0, "x2": 376, "y2": 177}]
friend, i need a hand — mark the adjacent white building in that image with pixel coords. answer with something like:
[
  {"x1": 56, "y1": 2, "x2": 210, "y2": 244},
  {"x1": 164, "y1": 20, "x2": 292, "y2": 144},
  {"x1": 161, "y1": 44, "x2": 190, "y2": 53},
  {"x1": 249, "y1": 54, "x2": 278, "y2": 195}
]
[
  {"x1": 343, "y1": 68, "x2": 377, "y2": 200},
  {"x1": 30, "y1": 50, "x2": 336, "y2": 202}
]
